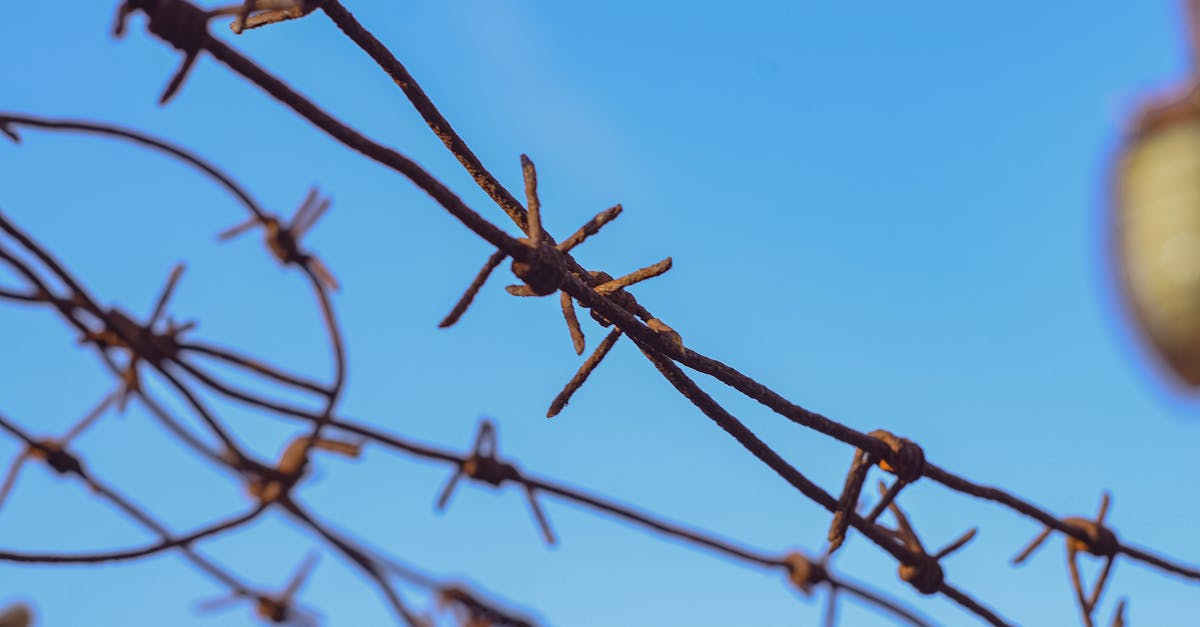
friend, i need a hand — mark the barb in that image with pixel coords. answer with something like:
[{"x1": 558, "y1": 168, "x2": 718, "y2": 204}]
[
  {"x1": 217, "y1": 187, "x2": 339, "y2": 291},
  {"x1": 438, "y1": 156, "x2": 673, "y2": 417},
  {"x1": 828, "y1": 430, "x2": 925, "y2": 555},
  {"x1": 221, "y1": 0, "x2": 322, "y2": 34},
  {"x1": 113, "y1": 0, "x2": 213, "y2": 104},
  {"x1": 194, "y1": 551, "x2": 321, "y2": 626},
  {"x1": 435, "y1": 420, "x2": 556, "y2": 545},
  {"x1": 547, "y1": 328, "x2": 621, "y2": 418},
  {"x1": 1013, "y1": 492, "x2": 1120, "y2": 627},
  {"x1": 438, "y1": 250, "x2": 506, "y2": 329},
  {"x1": 244, "y1": 435, "x2": 362, "y2": 506},
  {"x1": 873, "y1": 481, "x2": 978, "y2": 597},
  {"x1": 0, "y1": 390, "x2": 115, "y2": 512},
  {"x1": 76, "y1": 262, "x2": 192, "y2": 410}
]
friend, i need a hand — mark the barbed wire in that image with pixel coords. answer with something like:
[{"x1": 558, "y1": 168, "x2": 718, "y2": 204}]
[
  {"x1": 0, "y1": 0, "x2": 1197, "y2": 625},
  {"x1": 0, "y1": 112, "x2": 927, "y2": 625}
]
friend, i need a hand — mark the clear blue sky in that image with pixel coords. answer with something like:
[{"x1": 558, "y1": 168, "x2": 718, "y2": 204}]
[{"x1": 2, "y1": 2, "x2": 1199, "y2": 625}]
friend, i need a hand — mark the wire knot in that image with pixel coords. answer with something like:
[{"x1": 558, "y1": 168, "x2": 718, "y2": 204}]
[
  {"x1": 436, "y1": 420, "x2": 557, "y2": 545},
  {"x1": 263, "y1": 218, "x2": 303, "y2": 265},
  {"x1": 0, "y1": 395, "x2": 121, "y2": 512},
  {"x1": 1062, "y1": 516, "x2": 1119, "y2": 558},
  {"x1": 827, "y1": 430, "x2": 924, "y2": 555},
  {"x1": 1011, "y1": 492, "x2": 1120, "y2": 627},
  {"x1": 873, "y1": 481, "x2": 976, "y2": 597},
  {"x1": 82, "y1": 309, "x2": 189, "y2": 369},
  {"x1": 868, "y1": 429, "x2": 925, "y2": 484},
  {"x1": 898, "y1": 554, "x2": 944, "y2": 595},
  {"x1": 217, "y1": 189, "x2": 339, "y2": 290},
  {"x1": 510, "y1": 243, "x2": 565, "y2": 297},
  {"x1": 462, "y1": 452, "x2": 521, "y2": 488},
  {"x1": 142, "y1": 0, "x2": 209, "y2": 56},
  {"x1": 30, "y1": 440, "x2": 85, "y2": 477},
  {"x1": 114, "y1": 0, "x2": 211, "y2": 103},
  {"x1": 77, "y1": 265, "x2": 191, "y2": 410},
  {"x1": 782, "y1": 552, "x2": 828, "y2": 595},
  {"x1": 443, "y1": 154, "x2": 671, "y2": 340},
  {"x1": 245, "y1": 436, "x2": 361, "y2": 505}
]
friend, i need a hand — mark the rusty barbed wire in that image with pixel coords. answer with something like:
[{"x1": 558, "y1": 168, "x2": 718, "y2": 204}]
[
  {"x1": 246, "y1": 1, "x2": 1200, "y2": 619},
  {"x1": 0, "y1": 116, "x2": 926, "y2": 625},
  {"x1": 1, "y1": 0, "x2": 1199, "y2": 624}
]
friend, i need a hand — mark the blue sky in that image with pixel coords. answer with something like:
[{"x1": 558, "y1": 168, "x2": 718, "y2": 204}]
[{"x1": 2, "y1": 1, "x2": 1200, "y2": 625}]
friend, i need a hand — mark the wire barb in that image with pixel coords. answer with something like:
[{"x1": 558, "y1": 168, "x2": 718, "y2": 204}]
[
  {"x1": 195, "y1": 551, "x2": 321, "y2": 625},
  {"x1": 439, "y1": 250, "x2": 507, "y2": 328},
  {"x1": 783, "y1": 551, "x2": 830, "y2": 596},
  {"x1": 560, "y1": 290, "x2": 586, "y2": 354},
  {"x1": 876, "y1": 481, "x2": 976, "y2": 596},
  {"x1": 113, "y1": 0, "x2": 214, "y2": 104},
  {"x1": 521, "y1": 155, "x2": 543, "y2": 247},
  {"x1": 557, "y1": 204, "x2": 622, "y2": 253},
  {"x1": 245, "y1": 435, "x2": 362, "y2": 506},
  {"x1": 218, "y1": 188, "x2": 339, "y2": 291},
  {"x1": 1012, "y1": 492, "x2": 1119, "y2": 627},
  {"x1": 828, "y1": 430, "x2": 924, "y2": 555},
  {"x1": 0, "y1": 433, "x2": 90, "y2": 513},
  {"x1": 594, "y1": 257, "x2": 672, "y2": 296},
  {"x1": 435, "y1": 421, "x2": 556, "y2": 545},
  {"x1": 76, "y1": 264, "x2": 192, "y2": 410},
  {"x1": 547, "y1": 328, "x2": 622, "y2": 418},
  {"x1": 448, "y1": 155, "x2": 674, "y2": 362},
  {"x1": 216, "y1": 0, "x2": 322, "y2": 34}
]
